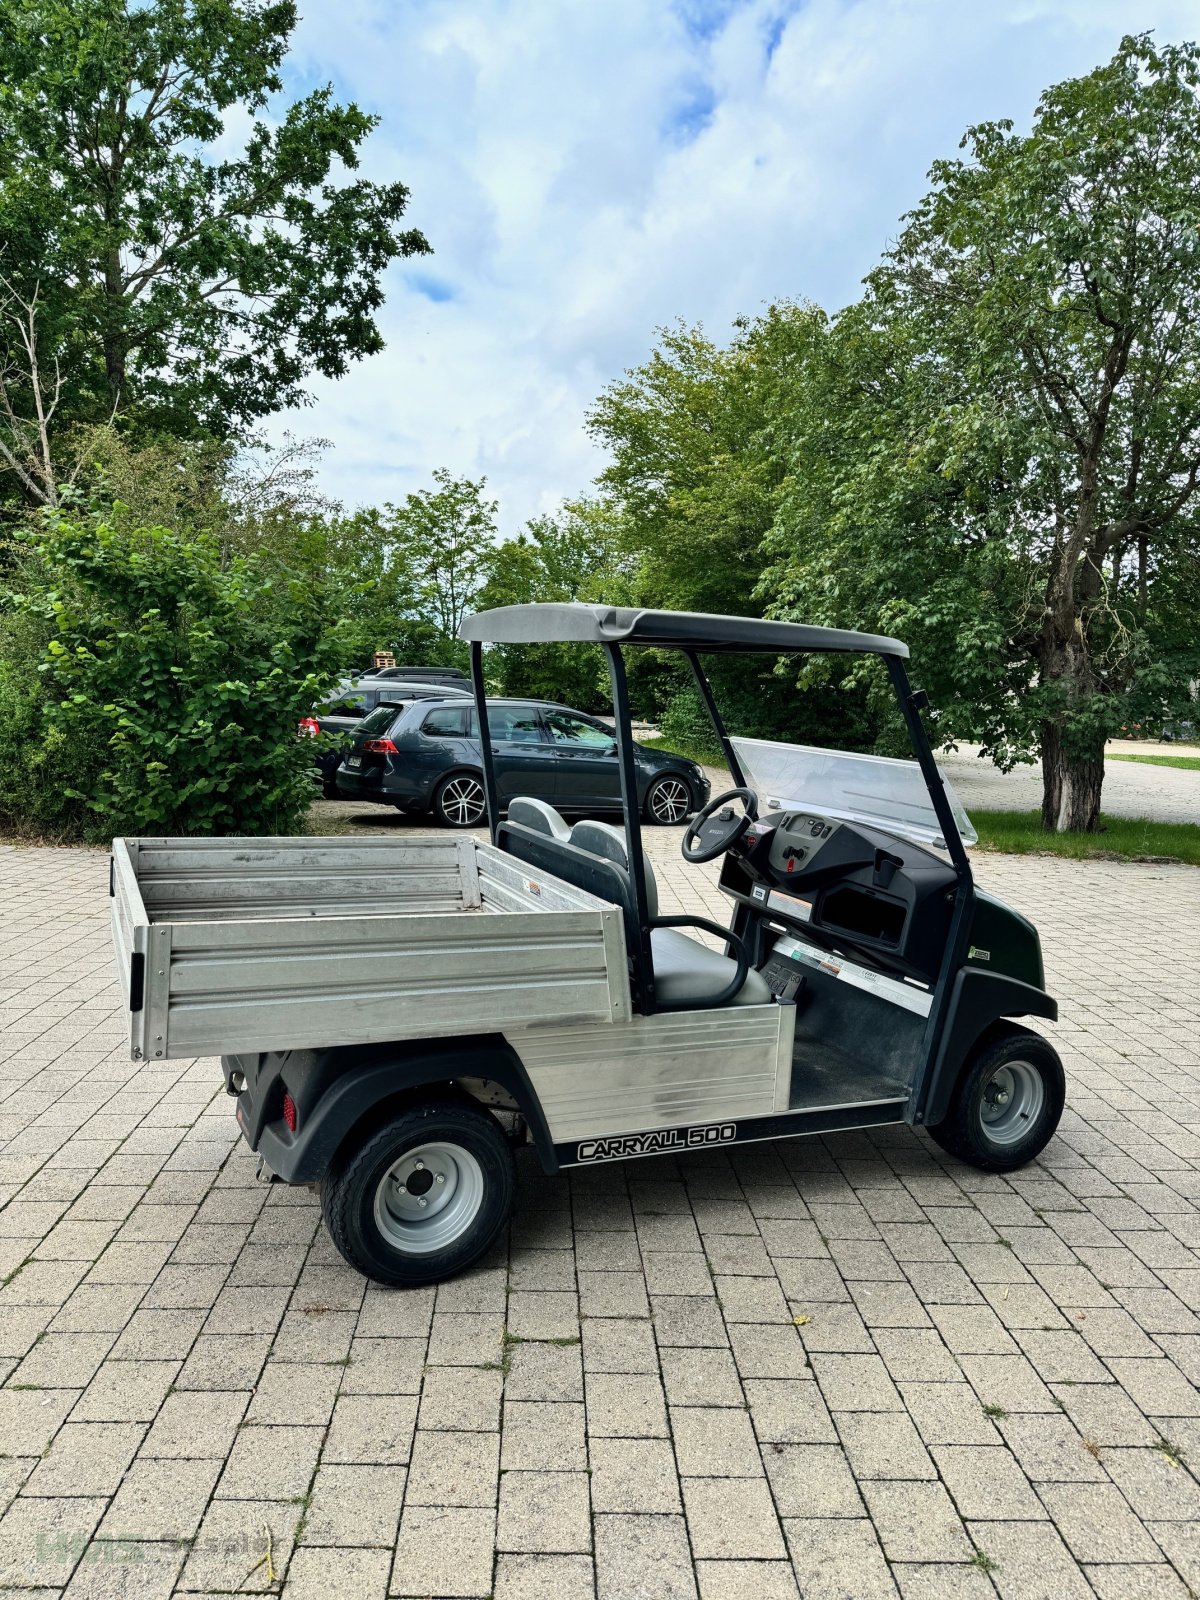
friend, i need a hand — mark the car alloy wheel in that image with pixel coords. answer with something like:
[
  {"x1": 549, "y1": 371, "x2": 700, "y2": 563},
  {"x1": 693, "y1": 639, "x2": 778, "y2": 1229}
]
[
  {"x1": 437, "y1": 774, "x2": 487, "y2": 827},
  {"x1": 647, "y1": 774, "x2": 692, "y2": 825}
]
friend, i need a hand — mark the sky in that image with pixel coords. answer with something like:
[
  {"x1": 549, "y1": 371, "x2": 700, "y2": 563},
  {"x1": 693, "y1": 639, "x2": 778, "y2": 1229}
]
[{"x1": 268, "y1": 0, "x2": 1200, "y2": 534}]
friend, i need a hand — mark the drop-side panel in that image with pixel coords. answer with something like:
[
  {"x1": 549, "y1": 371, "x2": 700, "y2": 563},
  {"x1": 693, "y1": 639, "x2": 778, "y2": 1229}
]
[
  {"x1": 160, "y1": 908, "x2": 624, "y2": 1058},
  {"x1": 508, "y1": 1004, "x2": 795, "y2": 1143},
  {"x1": 109, "y1": 835, "x2": 632, "y2": 1062},
  {"x1": 131, "y1": 835, "x2": 470, "y2": 922},
  {"x1": 110, "y1": 840, "x2": 150, "y2": 1061}
]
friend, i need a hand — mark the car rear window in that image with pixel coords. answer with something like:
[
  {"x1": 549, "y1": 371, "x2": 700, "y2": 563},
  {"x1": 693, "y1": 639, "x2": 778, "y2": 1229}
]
[
  {"x1": 422, "y1": 706, "x2": 473, "y2": 737},
  {"x1": 355, "y1": 704, "x2": 402, "y2": 739}
]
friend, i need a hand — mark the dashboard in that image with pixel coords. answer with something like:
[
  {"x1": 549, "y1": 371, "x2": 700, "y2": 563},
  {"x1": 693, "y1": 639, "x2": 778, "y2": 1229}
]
[{"x1": 719, "y1": 809, "x2": 958, "y2": 984}]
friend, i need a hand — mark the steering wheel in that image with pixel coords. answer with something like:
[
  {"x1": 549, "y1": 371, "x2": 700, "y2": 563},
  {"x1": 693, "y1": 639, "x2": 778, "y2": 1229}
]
[{"x1": 682, "y1": 787, "x2": 759, "y2": 864}]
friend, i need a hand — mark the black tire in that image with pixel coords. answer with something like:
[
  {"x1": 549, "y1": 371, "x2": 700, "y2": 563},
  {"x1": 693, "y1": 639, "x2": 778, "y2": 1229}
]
[
  {"x1": 322, "y1": 777, "x2": 340, "y2": 800},
  {"x1": 928, "y1": 1026, "x2": 1065, "y2": 1172},
  {"x1": 644, "y1": 772, "x2": 694, "y2": 826},
  {"x1": 434, "y1": 770, "x2": 488, "y2": 828},
  {"x1": 321, "y1": 1101, "x2": 515, "y2": 1286}
]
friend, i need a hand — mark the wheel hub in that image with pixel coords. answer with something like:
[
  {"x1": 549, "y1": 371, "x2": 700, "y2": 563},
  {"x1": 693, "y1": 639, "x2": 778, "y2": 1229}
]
[
  {"x1": 374, "y1": 1141, "x2": 484, "y2": 1253},
  {"x1": 978, "y1": 1060, "x2": 1044, "y2": 1147}
]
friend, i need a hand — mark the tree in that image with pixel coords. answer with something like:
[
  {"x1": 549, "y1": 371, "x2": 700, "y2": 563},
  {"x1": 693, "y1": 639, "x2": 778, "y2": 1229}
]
[
  {"x1": 586, "y1": 312, "x2": 880, "y2": 748},
  {"x1": 764, "y1": 36, "x2": 1200, "y2": 831},
  {"x1": 0, "y1": 0, "x2": 429, "y2": 478},
  {"x1": 387, "y1": 468, "x2": 499, "y2": 651},
  {"x1": 587, "y1": 319, "x2": 783, "y2": 617},
  {"x1": 479, "y1": 500, "x2": 634, "y2": 708}
]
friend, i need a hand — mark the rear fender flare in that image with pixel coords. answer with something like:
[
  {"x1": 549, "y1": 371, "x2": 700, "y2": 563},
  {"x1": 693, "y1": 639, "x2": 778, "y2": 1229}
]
[{"x1": 254, "y1": 1035, "x2": 556, "y2": 1184}]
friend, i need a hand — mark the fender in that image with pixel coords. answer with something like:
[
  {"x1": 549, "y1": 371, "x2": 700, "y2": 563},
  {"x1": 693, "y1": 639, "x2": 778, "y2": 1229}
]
[
  {"x1": 237, "y1": 1035, "x2": 558, "y2": 1184},
  {"x1": 919, "y1": 968, "x2": 1058, "y2": 1128}
]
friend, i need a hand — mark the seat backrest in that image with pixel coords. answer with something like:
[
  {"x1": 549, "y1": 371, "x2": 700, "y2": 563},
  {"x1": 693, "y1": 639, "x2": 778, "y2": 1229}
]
[
  {"x1": 569, "y1": 820, "x2": 659, "y2": 921},
  {"x1": 497, "y1": 799, "x2": 647, "y2": 957},
  {"x1": 508, "y1": 796, "x2": 571, "y2": 842}
]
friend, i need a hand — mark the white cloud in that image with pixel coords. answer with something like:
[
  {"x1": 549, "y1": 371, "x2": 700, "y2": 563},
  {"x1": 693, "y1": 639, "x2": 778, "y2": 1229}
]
[{"x1": 270, "y1": 0, "x2": 1200, "y2": 532}]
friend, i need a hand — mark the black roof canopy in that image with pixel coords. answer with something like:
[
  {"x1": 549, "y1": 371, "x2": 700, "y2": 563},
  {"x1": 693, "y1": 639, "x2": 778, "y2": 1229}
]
[{"x1": 459, "y1": 603, "x2": 909, "y2": 658}]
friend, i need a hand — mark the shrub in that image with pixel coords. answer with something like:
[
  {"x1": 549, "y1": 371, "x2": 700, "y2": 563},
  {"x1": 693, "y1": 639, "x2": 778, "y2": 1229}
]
[{"x1": 0, "y1": 511, "x2": 346, "y2": 841}]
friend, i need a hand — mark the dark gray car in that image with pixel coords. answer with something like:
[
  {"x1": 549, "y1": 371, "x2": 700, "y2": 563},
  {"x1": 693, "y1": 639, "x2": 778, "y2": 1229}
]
[
  {"x1": 335, "y1": 697, "x2": 710, "y2": 827},
  {"x1": 302, "y1": 680, "x2": 473, "y2": 797}
]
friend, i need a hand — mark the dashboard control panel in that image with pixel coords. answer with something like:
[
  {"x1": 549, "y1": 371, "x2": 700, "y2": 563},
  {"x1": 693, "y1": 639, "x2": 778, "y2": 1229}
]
[
  {"x1": 722, "y1": 809, "x2": 957, "y2": 983},
  {"x1": 767, "y1": 813, "x2": 841, "y2": 879}
]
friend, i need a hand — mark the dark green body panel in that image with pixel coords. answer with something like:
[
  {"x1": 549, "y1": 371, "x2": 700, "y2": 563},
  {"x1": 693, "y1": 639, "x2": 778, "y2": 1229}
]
[
  {"x1": 966, "y1": 889, "x2": 1045, "y2": 989},
  {"x1": 917, "y1": 885, "x2": 1056, "y2": 1128}
]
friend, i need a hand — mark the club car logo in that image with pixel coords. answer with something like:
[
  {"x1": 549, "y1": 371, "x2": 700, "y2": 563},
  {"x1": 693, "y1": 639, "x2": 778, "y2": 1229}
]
[{"x1": 576, "y1": 1122, "x2": 737, "y2": 1163}]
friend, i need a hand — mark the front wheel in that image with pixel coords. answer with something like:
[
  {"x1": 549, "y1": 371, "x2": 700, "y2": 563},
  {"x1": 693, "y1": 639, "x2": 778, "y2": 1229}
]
[
  {"x1": 322, "y1": 1101, "x2": 515, "y2": 1286},
  {"x1": 434, "y1": 771, "x2": 487, "y2": 828},
  {"x1": 644, "y1": 773, "x2": 694, "y2": 826},
  {"x1": 928, "y1": 1027, "x2": 1065, "y2": 1173}
]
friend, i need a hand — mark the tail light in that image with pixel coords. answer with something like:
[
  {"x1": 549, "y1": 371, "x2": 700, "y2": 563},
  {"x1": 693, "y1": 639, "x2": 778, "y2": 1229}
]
[
  {"x1": 298, "y1": 717, "x2": 320, "y2": 737},
  {"x1": 362, "y1": 738, "x2": 398, "y2": 754},
  {"x1": 282, "y1": 1091, "x2": 298, "y2": 1133}
]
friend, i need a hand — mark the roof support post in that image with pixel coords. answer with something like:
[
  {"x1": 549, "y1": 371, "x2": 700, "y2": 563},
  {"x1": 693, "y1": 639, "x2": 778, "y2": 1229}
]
[
  {"x1": 684, "y1": 650, "x2": 747, "y2": 787},
  {"x1": 603, "y1": 642, "x2": 656, "y2": 1015},
  {"x1": 469, "y1": 641, "x2": 500, "y2": 846},
  {"x1": 883, "y1": 655, "x2": 971, "y2": 881},
  {"x1": 884, "y1": 652, "x2": 975, "y2": 1127}
]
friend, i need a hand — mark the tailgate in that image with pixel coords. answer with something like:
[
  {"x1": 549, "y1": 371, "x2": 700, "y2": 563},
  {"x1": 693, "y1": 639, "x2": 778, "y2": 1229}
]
[{"x1": 110, "y1": 839, "x2": 154, "y2": 1061}]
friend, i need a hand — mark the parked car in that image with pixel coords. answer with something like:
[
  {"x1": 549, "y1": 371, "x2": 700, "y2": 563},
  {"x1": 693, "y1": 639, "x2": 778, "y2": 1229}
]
[
  {"x1": 334, "y1": 696, "x2": 710, "y2": 826},
  {"x1": 364, "y1": 664, "x2": 470, "y2": 683},
  {"x1": 301, "y1": 680, "x2": 473, "y2": 798}
]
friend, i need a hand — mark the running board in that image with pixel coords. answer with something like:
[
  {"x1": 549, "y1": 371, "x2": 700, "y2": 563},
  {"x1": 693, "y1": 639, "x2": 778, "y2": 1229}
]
[{"x1": 553, "y1": 1098, "x2": 908, "y2": 1167}]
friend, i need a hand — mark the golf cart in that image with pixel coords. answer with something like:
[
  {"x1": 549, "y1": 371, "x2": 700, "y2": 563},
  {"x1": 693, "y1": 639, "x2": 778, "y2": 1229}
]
[{"x1": 108, "y1": 604, "x2": 1063, "y2": 1286}]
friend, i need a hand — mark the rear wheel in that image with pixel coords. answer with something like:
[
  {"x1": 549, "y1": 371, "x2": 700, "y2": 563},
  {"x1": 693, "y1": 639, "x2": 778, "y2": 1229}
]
[
  {"x1": 322, "y1": 1101, "x2": 515, "y2": 1286},
  {"x1": 434, "y1": 771, "x2": 487, "y2": 828},
  {"x1": 928, "y1": 1026, "x2": 1065, "y2": 1172},
  {"x1": 644, "y1": 772, "x2": 694, "y2": 826}
]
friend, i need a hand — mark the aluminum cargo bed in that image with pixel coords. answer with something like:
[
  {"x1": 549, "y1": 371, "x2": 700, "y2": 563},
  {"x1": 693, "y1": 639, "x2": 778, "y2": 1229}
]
[{"x1": 110, "y1": 836, "x2": 632, "y2": 1061}]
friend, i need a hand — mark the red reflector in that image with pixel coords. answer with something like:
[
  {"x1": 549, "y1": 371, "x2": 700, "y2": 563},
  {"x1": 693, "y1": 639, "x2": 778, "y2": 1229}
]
[
  {"x1": 282, "y1": 1092, "x2": 298, "y2": 1133},
  {"x1": 362, "y1": 738, "x2": 398, "y2": 754}
]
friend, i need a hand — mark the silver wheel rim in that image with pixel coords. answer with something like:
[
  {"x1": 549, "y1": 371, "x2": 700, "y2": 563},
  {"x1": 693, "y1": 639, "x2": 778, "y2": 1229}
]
[
  {"x1": 979, "y1": 1060, "x2": 1045, "y2": 1147},
  {"x1": 373, "y1": 1141, "x2": 485, "y2": 1255},
  {"x1": 650, "y1": 776, "x2": 691, "y2": 823},
  {"x1": 440, "y1": 776, "x2": 486, "y2": 826}
]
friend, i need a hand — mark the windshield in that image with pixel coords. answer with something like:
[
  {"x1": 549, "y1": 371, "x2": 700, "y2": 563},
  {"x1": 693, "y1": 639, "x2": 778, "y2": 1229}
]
[{"x1": 731, "y1": 737, "x2": 978, "y2": 850}]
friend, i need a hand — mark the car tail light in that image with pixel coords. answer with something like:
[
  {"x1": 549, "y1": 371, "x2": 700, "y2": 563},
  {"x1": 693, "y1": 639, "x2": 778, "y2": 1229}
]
[
  {"x1": 298, "y1": 717, "x2": 320, "y2": 737},
  {"x1": 362, "y1": 738, "x2": 398, "y2": 754},
  {"x1": 282, "y1": 1092, "x2": 298, "y2": 1133}
]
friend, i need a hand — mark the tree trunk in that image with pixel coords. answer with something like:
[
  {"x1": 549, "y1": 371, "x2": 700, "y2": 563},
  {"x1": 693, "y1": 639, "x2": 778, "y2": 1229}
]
[{"x1": 1040, "y1": 720, "x2": 1105, "y2": 832}]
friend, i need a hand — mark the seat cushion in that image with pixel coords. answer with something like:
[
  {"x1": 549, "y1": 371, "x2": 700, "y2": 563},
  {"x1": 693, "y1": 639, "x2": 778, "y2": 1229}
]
[{"x1": 650, "y1": 928, "x2": 772, "y2": 1009}]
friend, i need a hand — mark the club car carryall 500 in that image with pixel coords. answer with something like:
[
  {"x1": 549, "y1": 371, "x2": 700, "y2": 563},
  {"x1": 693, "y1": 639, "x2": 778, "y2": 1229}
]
[{"x1": 108, "y1": 605, "x2": 1064, "y2": 1286}]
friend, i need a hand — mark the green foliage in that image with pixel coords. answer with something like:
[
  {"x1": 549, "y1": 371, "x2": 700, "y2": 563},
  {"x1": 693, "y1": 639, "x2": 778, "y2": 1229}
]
[
  {"x1": 323, "y1": 470, "x2": 500, "y2": 669},
  {"x1": 755, "y1": 35, "x2": 1200, "y2": 829},
  {"x1": 478, "y1": 501, "x2": 633, "y2": 709},
  {"x1": 0, "y1": 0, "x2": 429, "y2": 459},
  {"x1": 0, "y1": 511, "x2": 345, "y2": 839},
  {"x1": 585, "y1": 309, "x2": 881, "y2": 746}
]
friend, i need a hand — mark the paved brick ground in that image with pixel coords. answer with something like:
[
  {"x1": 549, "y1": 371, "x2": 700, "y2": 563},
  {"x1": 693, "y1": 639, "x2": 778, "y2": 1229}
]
[{"x1": 0, "y1": 837, "x2": 1198, "y2": 1598}]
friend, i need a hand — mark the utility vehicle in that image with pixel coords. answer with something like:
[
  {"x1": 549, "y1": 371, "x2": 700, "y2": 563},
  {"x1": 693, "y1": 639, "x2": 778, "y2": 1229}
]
[{"x1": 109, "y1": 604, "x2": 1063, "y2": 1286}]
